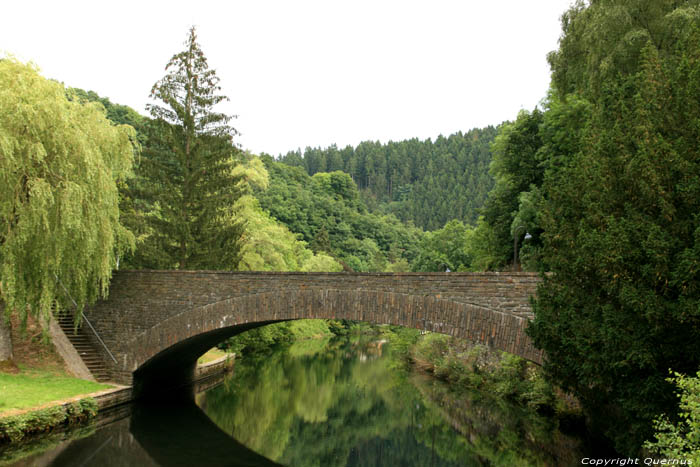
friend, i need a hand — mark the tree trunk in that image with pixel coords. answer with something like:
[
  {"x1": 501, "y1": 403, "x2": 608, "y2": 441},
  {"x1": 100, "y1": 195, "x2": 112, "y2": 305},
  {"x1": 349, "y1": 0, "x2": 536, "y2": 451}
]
[{"x1": 0, "y1": 311, "x2": 13, "y2": 363}]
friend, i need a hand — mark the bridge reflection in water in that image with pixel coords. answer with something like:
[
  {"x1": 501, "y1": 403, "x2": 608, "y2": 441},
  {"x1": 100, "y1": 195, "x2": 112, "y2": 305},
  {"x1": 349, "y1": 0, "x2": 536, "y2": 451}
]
[
  {"x1": 43, "y1": 371, "x2": 280, "y2": 467},
  {"x1": 45, "y1": 402, "x2": 278, "y2": 467}
]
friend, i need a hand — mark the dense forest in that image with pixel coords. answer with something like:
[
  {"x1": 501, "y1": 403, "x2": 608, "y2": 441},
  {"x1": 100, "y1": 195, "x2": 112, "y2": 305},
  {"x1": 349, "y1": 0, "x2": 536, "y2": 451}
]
[
  {"x1": 276, "y1": 128, "x2": 496, "y2": 231},
  {"x1": 2, "y1": 0, "x2": 700, "y2": 460}
]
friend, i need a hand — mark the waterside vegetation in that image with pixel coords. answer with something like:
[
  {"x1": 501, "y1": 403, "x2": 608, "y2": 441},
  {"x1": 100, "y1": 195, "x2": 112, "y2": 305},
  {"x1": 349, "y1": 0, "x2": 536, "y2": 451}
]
[
  {"x1": 206, "y1": 327, "x2": 589, "y2": 466},
  {"x1": 1, "y1": 0, "x2": 700, "y2": 457}
]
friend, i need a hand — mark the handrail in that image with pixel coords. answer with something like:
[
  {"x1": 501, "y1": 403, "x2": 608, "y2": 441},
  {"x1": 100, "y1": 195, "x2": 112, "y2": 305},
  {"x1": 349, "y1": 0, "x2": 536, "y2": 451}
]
[
  {"x1": 54, "y1": 274, "x2": 118, "y2": 364},
  {"x1": 80, "y1": 312, "x2": 118, "y2": 364}
]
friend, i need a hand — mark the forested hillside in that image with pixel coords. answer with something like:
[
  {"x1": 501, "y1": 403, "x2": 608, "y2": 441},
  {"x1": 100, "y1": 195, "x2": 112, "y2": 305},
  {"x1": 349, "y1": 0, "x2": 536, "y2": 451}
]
[
  {"x1": 65, "y1": 84, "x2": 496, "y2": 273},
  {"x1": 276, "y1": 128, "x2": 496, "y2": 231},
  {"x1": 256, "y1": 157, "x2": 423, "y2": 272},
  {"x1": 67, "y1": 90, "x2": 424, "y2": 273}
]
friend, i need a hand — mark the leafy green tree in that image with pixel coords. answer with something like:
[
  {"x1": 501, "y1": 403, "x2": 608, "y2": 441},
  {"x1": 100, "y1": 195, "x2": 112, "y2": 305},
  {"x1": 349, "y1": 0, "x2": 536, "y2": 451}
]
[
  {"x1": 0, "y1": 58, "x2": 135, "y2": 333},
  {"x1": 309, "y1": 226, "x2": 331, "y2": 254},
  {"x1": 137, "y1": 27, "x2": 246, "y2": 269},
  {"x1": 465, "y1": 216, "x2": 504, "y2": 271},
  {"x1": 529, "y1": 2, "x2": 700, "y2": 454},
  {"x1": 478, "y1": 110, "x2": 544, "y2": 270},
  {"x1": 236, "y1": 191, "x2": 341, "y2": 273},
  {"x1": 64, "y1": 88, "x2": 161, "y2": 272},
  {"x1": 255, "y1": 158, "x2": 422, "y2": 272},
  {"x1": 67, "y1": 87, "x2": 146, "y2": 136},
  {"x1": 645, "y1": 370, "x2": 700, "y2": 463},
  {"x1": 411, "y1": 220, "x2": 474, "y2": 272}
]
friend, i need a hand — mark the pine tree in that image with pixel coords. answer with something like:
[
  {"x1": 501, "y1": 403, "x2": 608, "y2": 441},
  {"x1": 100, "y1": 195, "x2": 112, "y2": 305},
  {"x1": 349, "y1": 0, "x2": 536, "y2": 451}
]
[{"x1": 140, "y1": 27, "x2": 246, "y2": 269}]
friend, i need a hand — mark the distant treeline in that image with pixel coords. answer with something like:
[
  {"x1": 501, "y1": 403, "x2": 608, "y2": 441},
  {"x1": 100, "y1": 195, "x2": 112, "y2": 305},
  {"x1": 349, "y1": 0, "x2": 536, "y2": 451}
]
[{"x1": 275, "y1": 127, "x2": 496, "y2": 231}]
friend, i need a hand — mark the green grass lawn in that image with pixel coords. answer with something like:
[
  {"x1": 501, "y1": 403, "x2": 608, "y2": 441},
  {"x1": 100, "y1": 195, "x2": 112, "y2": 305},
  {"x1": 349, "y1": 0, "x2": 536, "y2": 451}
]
[
  {"x1": 0, "y1": 369, "x2": 112, "y2": 414},
  {"x1": 197, "y1": 347, "x2": 233, "y2": 365}
]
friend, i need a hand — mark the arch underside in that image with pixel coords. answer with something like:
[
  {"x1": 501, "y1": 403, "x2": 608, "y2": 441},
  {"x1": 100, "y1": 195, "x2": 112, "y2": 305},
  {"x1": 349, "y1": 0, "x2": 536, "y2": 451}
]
[{"x1": 122, "y1": 289, "x2": 543, "y2": 397}]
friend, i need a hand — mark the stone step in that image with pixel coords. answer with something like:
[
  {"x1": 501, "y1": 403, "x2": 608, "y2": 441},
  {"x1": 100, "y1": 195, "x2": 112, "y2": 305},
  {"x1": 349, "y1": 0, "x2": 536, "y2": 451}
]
[
  {"x1": 55, "y1": 315, "x2": 111, "y2": 382},
  {"x1": 78, "y1": 357, "x2": 104, "y2": 364}
]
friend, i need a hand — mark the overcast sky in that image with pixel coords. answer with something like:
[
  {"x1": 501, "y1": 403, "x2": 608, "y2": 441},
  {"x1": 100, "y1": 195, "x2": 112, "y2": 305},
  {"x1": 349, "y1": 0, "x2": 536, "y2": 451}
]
[{"x1": 2, "y1": 0, "x2": 574, "y2": 156}]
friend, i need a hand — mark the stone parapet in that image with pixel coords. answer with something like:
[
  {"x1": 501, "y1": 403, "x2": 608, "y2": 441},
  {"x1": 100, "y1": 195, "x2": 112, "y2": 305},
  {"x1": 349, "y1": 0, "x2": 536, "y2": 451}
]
[{"x1": 82, "y1": 271, "x2": 543, "y2": 390}]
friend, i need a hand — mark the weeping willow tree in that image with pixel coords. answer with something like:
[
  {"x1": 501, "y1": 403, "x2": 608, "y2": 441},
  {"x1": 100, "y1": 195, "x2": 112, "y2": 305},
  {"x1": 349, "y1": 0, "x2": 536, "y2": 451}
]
[{"x1": 0, "y1": 58, "x2": 135, "y2": 350}]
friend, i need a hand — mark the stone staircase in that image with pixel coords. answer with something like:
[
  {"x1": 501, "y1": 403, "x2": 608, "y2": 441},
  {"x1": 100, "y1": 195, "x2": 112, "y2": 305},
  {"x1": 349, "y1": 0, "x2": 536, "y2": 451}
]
[{"x1": 56, "y1": 313, "x2": 111, "y2": 382}]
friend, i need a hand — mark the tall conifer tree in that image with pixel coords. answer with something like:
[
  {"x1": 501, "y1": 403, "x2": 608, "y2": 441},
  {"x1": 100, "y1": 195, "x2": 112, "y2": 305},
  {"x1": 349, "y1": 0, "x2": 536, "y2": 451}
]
[{"x1": 141, "y1": 27, "x2": 246, "y2": 269}]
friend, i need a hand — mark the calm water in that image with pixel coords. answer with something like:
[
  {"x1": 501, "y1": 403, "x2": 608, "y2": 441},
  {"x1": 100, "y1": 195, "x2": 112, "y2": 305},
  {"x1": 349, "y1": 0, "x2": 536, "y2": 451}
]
[{"x1": 2, "y1": 336, "x2": 604, "y2": 466}]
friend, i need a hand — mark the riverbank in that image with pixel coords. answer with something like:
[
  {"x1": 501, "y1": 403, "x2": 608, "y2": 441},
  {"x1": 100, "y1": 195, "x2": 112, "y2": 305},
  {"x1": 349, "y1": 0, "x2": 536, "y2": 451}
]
[
  {"x1": 376, "y1": 326, "x2": 625, "y2": 459},
  {"x1": 199, "y1": 332, "x2": 603, "y2": 465},
  {"x1": 0, "y1": 350, "x2": 234, "y2": 454}
]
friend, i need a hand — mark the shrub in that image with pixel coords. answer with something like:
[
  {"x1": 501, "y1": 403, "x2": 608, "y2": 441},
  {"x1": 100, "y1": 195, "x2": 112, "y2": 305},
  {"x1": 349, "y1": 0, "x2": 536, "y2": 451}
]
[
  {"x1": 0, "y1": 398, "x2": 97, "y2": 443},
  {"x1": 644, "y1": 371, "x2": 700, "y2": 463}
]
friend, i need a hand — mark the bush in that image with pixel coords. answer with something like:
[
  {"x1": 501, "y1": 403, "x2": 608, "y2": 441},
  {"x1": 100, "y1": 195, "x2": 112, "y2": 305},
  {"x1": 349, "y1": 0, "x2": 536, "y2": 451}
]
[
  {"x1": 0, "y1": 398, "x2": 97, "y2": 443},
  {"x1": 408, "y1": 332, "x2": 557, "y2": 410},
  {"x1": 644, "y1": 370, "x2": 700, "y2": 463}
]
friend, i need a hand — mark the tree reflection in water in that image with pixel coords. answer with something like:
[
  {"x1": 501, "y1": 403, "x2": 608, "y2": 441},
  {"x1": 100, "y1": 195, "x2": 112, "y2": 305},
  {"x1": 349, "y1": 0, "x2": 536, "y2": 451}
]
[
  {"x1": 5, "y1": 336, "x2": 591, "y2": 467},
  {"x1": 199, "y1": 336, "x2": 585, "y2": 466}
]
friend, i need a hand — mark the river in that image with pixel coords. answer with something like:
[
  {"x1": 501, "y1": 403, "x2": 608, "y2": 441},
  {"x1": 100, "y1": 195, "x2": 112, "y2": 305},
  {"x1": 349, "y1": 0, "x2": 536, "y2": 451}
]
[{"x1": 2, "y1": 335, "x2": 611, "y2": 466}]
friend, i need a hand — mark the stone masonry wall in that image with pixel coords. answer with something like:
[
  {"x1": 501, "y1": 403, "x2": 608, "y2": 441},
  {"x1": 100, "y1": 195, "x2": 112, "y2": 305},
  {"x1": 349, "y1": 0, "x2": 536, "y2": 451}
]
[{"x1": 83, "y1": 271, "x2": 542, "y2": 386}]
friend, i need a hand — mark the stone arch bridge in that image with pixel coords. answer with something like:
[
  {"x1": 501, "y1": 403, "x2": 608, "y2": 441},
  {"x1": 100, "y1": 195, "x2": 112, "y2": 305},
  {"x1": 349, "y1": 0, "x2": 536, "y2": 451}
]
[{"x1": 82, "y1": 271, "x2": 543, "y2": 397}]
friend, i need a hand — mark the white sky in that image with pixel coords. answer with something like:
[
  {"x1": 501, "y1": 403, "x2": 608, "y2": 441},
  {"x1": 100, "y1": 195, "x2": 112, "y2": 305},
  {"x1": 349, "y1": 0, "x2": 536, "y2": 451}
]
[{"x1": 2, "y1": 0, "x2": 574, "y2": 157}]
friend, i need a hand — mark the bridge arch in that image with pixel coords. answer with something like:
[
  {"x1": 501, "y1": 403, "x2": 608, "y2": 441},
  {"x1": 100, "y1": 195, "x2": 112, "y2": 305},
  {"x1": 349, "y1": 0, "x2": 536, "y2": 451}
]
[{"x1": 81, "y1": 271, "x2": 543, "y2": 396}]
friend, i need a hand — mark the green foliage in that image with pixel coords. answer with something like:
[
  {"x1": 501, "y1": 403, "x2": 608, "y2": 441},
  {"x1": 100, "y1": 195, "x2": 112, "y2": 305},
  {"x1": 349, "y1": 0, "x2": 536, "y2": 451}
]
[
  {"x1": 203, "y1": 335, "x2": 577, "y2": 466},
  {"x1": 67, "y1": 87, "x2": 146, "y2": 138},
  {"x1": 413, "y1": 332, "x2": 450, "y2": 369},
  {"x1": 529, "y1": 1, "x2": 700, "y2": 454},
  {"x1": 470, "y1": 91, "x2": 592, "y2": 272},
  {"x1": 299, "y1": 253, "x2": 342, "y2": 272},
  {"x1": 278, "y1": 128, "x2": 496, "y2": 231},
  {"x1": 511, "y1": 187, "x2": 545, "y2": 270},
  {"x1": 0, "y1": 423, "x2": 95, "y2": 466},
  {"x1": 310, "y1": 171, "x2": 359, "y2": 204},
  {"x1": 645, "y1": 370, "x2": 700, "y2": 462},
  {"x1": 377, "y1": 326, "x2": 420, "y2": 365},
  {"x1": 128, "y1": 27, "x2": 247, "y2": 270},
  {"x1": 0, "y1": 58, "x2": 135, "y2": 325},
  {"x1": 221, "y1": 319, "x2": 335, "y2": 356},
  {"x1": 0, "y1": 398, "x2": 97, "y2": 443},
  {"x1": 407, "y1": 332, "x2": 556, "y2": 410},
  {"x1": 236, "y1": 193, "x2": 340, "y2": 273},
  {"x1": 467, "y1": 216, "x2": 506, "y2": 271},
  {"x1": 547, "y1": 0, "x2": 697, "y2": 101},
  {"x1": 230, "y1": 155, "x2": 342, "y2": 272},
  {"x1": 255, "y1": 157, "x2": 423, "y2": 271},
  {"x1": 411, "y1": 219, "x2": 475, "y2": 271},
  {"x1": 478, "y1": 109, "x2": 545, "y2": 270}
]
